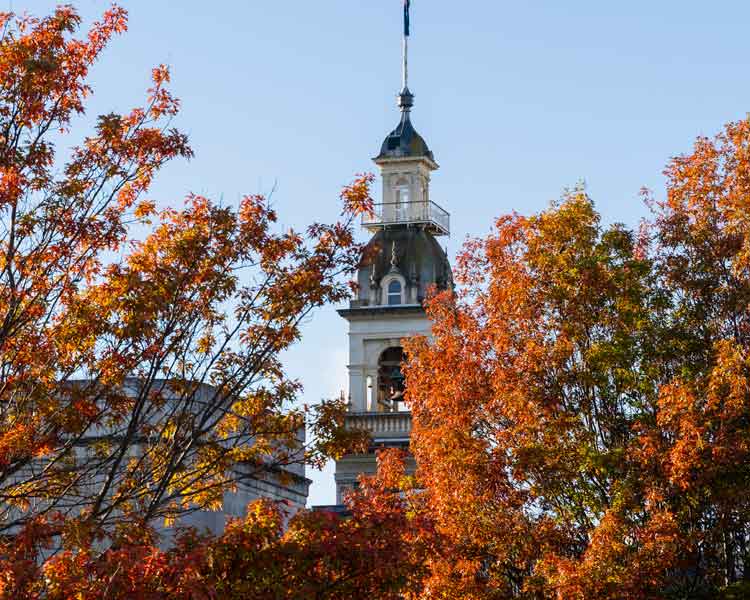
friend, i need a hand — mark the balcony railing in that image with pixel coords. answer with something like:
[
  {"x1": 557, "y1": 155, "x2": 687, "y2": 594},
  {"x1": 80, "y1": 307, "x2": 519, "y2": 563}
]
[
  {"x1": 345, "y1": 411, "x2": 412, "y2": 441},
  {"x1": 362, "y1": 201, "x2": 450, "y2": 236}
]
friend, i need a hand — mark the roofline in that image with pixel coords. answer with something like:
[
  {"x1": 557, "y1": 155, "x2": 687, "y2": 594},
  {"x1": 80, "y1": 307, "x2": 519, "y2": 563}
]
[
  {"x1": 337, "y1": 305, "x2": 426, "y2": 319},
  {"x1": 372, "y1": 154, "x2": 439, "y2": 170}
]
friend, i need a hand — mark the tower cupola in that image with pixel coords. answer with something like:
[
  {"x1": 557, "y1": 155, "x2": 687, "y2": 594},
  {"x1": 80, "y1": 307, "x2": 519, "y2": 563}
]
[{"x1": 362, "y1": 0, "x2": 448, "y2": 237}]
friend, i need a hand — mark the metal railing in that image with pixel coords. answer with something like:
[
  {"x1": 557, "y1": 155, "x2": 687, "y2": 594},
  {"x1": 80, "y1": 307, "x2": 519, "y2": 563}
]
[{"x1": 362, "y1": 201, "x2": 450, "y2": 235}]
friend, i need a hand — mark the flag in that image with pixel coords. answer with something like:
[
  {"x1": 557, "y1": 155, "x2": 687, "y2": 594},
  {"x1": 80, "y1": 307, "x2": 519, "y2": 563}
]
[{"x1": 404, "y1": 0, "x2": 410, "y2": 37}]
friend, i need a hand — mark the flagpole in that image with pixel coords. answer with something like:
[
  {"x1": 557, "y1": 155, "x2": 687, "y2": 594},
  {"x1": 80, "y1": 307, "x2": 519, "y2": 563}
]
[
  {"x1": 402, "y1": 0, "x2": 410, "y2": 92},
  {"x1": 398, "y1": 0, "x2": 414, "y2": 111},
  {"x1": 402, "y1": 34, "x2": 408, "y2": 91}
]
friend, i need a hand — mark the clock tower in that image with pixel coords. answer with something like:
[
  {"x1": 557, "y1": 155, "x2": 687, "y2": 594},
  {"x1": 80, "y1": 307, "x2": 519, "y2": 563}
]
[{"x1": 334, "y1": 1, "x2": 451, "y2": 502}]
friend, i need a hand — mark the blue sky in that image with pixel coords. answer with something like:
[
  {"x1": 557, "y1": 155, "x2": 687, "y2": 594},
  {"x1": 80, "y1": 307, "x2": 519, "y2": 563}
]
[{"x1": 27, "y1": 0, "x2": 750, "y2": 505}]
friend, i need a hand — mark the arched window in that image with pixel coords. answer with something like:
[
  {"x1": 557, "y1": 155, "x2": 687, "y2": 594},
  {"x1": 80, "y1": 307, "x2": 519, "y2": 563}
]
[
  {"x1": 387, "y1": 280, "x2": 402, "y2": 305},
  {"x1": 394, "y1": 178, "x2": 409, "y2": 221},
  {"x1": 396, "y1": 184, "x2": 409, "y2": 205},
  {"x1": 377, "y1": 347, "x2": 406, "y2": 411}
]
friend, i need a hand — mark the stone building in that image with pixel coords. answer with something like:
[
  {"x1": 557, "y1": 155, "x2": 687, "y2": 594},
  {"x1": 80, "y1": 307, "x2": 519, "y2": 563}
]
[
  {"x1": 2, "y1": 378, "x2": 310, "y2": 544},
  {"x1": 124, "y1": 379, "x2": 311, "y2": 537}
]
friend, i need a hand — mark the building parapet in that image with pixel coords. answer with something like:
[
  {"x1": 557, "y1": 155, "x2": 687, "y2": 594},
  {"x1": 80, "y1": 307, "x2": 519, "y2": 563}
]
[{"x1": 345, "y1": 411, "x2": 412, "y2": 442}]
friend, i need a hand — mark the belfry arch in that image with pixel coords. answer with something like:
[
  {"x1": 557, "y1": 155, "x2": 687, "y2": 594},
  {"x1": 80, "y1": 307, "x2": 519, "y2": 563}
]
[{"x1": 377, "y1": 346, "x2": 406, "y2": 412}]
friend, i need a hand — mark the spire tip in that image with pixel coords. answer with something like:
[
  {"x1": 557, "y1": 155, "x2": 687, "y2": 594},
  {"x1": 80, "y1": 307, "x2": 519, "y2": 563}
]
[{"x1": 400, "y1": 1, "x2": 412, "y2": 111}]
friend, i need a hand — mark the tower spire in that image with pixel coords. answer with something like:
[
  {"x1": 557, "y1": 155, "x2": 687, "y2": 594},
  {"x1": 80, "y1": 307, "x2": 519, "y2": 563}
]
[{"x1": 398, "y1": 0, "x2": 414, "y2": 112}]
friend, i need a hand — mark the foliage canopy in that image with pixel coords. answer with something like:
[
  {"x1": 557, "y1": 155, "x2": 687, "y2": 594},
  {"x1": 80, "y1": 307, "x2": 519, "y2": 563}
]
[
  {"x1": 403, "y1": 117, "x2": 750, "y2": 598},
  {"x1": 0, "y1": 2, "x2": 367, "y2": 567}
]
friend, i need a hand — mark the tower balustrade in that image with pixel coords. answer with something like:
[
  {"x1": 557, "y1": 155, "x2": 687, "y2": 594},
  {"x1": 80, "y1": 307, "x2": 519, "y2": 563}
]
[
  {"x1": 362, "y1": 200, "x2": 450, "y2": 236},
  {"x1": 345, "y1": 411, "x2": 412, "y2": 443}
]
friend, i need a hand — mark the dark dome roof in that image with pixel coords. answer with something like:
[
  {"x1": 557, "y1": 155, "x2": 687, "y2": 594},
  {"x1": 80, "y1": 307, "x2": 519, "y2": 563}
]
[
  {"x1": 356, "y1": 228, "x2": 451, "y2": 304},
  {"x1": 376, "y1": 112, "x2": 434, "y2": 161}
]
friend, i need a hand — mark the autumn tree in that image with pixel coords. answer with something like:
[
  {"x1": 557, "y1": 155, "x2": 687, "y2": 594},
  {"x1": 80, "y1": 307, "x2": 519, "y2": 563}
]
[
  {"x1": 403, "y1": 117, "x2": 750, "y2": 599},
  {"x1": 0, "y1": 2, "x2": 368, "y2": 560},
  {"x1": 0, "y1": 450, "x2": 431, "y2": 599}
]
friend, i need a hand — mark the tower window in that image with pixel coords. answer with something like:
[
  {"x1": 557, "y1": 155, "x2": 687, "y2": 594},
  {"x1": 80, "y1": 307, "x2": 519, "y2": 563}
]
[
  {"x1": 396, "y1": 184, "x2": 410, "y2": 205},
  {"x1": 387, "y1": 280, "x2": 402, "y2": 305},
  {"x1": 395, "y1": 179, "x2": 409, "y2": 221}
]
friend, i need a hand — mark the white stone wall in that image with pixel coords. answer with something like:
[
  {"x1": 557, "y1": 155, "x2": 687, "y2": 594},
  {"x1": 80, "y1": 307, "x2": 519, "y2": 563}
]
[
  {"x1": 344, "y1": 311, "x2": 430, "y2": 411},
  {"x1": 1, "y1": 379, "x2": 311, "y2": 547},
  {"x1": 170, "y1": 469, "x2": 309, "y2": 539}
]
